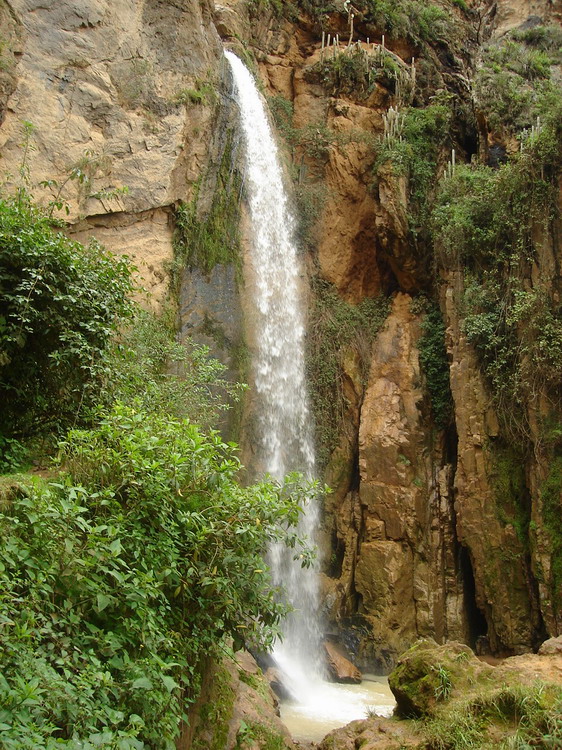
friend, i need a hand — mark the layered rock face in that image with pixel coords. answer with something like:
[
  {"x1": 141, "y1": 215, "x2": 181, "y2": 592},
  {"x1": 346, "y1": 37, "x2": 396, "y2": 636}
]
[
  {"x1": 218, "y1": 0, "x2": 562, "y2": 667},
  {"x1": 0, "y1": 0, "x2": 221, "y2": 302},
  {"x1": 1, "y1": 0, "x2": 560, "y2": 676}
]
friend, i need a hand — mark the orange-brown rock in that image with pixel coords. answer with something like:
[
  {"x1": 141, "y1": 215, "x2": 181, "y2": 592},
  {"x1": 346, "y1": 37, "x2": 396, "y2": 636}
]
[
  {"x1": 0, "y1": 0, "x2": 222, "y2": 304},
  {"x1": 442, "y1": 272, "x2": 544, "y2": 653},
  {"x1": 318, "y1": 717, "x2": 423, "y2": 750},
  {"x1": 323, "y1": 640, "x2": 362, "y2": 684},
  {"x1": 182, "y1": 651, "x2": 295, "y2": 750},
  {"x1": 325, "y1": 294, "x2": 466, "y2": 668}
]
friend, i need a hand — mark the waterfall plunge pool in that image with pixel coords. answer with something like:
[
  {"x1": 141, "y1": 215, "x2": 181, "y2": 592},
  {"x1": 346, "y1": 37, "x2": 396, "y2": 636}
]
[{"x1": 279, "y1": 675, "x2": 396, "y2": 744}]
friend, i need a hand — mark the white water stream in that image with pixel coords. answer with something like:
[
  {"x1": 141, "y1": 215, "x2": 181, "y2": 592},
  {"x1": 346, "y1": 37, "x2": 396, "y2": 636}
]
[
  {"x1": 225, "y1": 50, "x2": 395, "y2": 735},
  {"x1": 225, "y1": 50, "x2": 321, "y2": 692}
]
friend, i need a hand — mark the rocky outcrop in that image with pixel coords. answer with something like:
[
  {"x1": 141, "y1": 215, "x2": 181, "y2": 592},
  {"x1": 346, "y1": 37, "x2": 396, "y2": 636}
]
[
  {"x1": 321, "y1": 295, "x2": 466, "y2": 669},
  {"x1": 323, "y1": 639, "x2": 362, "y2": 684},
  {"x1": 0, "y1": 0, "x2": 222, "y2": 302},
  {"x1": 322, "y1": 640, "x2": 562, "y2": 749},
  {"x1": 181, "y1": 651, "x2": 295, "y2": 750},
  {"x1": 318, "y1": 717, "x2": 423, "y2": 750},
  {"x1": 442, "y1": 273, "x2": 545, "y2": 654}
]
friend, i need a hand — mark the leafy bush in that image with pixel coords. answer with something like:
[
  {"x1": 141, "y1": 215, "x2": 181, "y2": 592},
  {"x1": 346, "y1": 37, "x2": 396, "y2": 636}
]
[
  {"x1": 100, "y1": 308, "x2": 245, "y2": 429},
  {"x1": 432, "y1": 110, "x2": 562, "y2": 433},
  {"x1": 0, "y1": 406, "x2": 316, "y2": 748},
  {"x1": 512, "y1": 24, "x2": 562, "y2": 59},
  {"x1": 475, "y1": 34, "x2": 560, "y2": 134},
  {"x1": 0, "y1": 195, "x2": 134, "y2": 439}
]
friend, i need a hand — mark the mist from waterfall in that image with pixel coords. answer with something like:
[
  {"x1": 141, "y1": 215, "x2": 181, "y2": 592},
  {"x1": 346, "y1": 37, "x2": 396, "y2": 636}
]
[{"x1": 224, "y1": 50, "x2": 322, "y2": 698}]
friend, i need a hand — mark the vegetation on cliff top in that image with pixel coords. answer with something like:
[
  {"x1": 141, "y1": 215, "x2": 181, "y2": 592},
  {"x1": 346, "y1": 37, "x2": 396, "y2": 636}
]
[{"x1": 432, "y1": 93, "x2": 562, "y2": 440}]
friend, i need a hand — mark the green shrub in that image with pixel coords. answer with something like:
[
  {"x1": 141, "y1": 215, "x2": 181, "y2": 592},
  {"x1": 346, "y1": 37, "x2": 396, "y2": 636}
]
[
  {"x1": 432, "y1": 111, "x2": 562, "y2": 435},
  {"x1": 100, "y1": 308, "x2": 246, "y2": 429},
  {"x1": 417, "y1": 305, "x2": 452, "y2": 429},
  {"x1": 173, "y1": 78, "x2": 218, "y2": 107},
  {"x1": 0, "y1": 406, "x2": 317, "y2": 748},
  {"x1": 364, "y1": 0, "x2": 452, "y2": 43},
  {"x1": 512, "y1": 24, "x2": 562, "y2": 59},
  {"x1": 0, "y1": 195, "x2": 134, "y2": 440},
  {"x1": 475, "y1": 34, "x2": 561, "y2": 134}
]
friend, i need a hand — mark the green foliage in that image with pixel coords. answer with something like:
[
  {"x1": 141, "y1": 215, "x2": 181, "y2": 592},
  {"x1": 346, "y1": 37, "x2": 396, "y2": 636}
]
[
  {"x1": 173, "y1": 135, "x2": 241, "y2": 281},
  {"x1": 311, "y1": 46, "x2": 387, "y2": 100},
  {"x1": 488, "y1": 444, "x2": 529, "y2": 547},
  {"x1": 0, "y1": 406, "x2": 317, "y2": 748},
  {"x1": 235, "y1": 720, "x2": 287, "y2": 750},
  {"x1": 450, "y1": 0, "x2": 468, "y2": 12},
  {"x1": 511, "y1": 25, "x2": 562, "y2": 59},
  {"x1": 0, "y1": 436, "x2": 29, "y2": 473},
  {"x1": 173, "y1": 78, "x2": 218, "y2": 107},
  {"x1": 363, "y1": 0, "x2": 452, "y2": 44},
  {"x1": 246, "y1": 0, "x2": 286, "y2": 16},
  {"x1": 375, "y1": 103, "x2": 452, "y2": 231},
  {"x1": 432, "y1": 107, "x2": 562, "y2": 436},
  {"x1": 100, "y1": 308, "x2": 246, "y2": 429},
  {"x1": 432, "y1": 665, "x2": 452, "y2": 702},
  {"x1": 268, "y1": 94, "x2": 342, "y2": 161},
  {"x1": 424, "y1": 682, "x2": 562, "y2": 749},
  {"x1": 0, "y1": 194, "x2": 134, "y2": 440},
  {"x1": 268, "y1": 95, "x2": 295, "y2": 140},
  {"x1": 417, "y1": 305, "x2": 453, "y2": 429},
  {"x1": 475, "y1": 33, "x2": 561, "y2": 135},
  {"x1": 307, "y1": 279, "x2": 389, "y2": 467}
]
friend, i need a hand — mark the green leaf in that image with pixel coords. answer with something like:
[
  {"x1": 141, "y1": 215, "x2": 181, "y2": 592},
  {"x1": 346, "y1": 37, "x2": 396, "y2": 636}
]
[
  {"x1": 95, "y1": 593, "x2": 112, "y2": 613},
  {"x1": 160, "y1": 674, "x2": 179, "y2": 693},
  {"x1": 131, "y1": 677, "x2": 153, "y2": 690},
  {"x1": 109, "y1": 538, "x2": 122, "y2": 555}
]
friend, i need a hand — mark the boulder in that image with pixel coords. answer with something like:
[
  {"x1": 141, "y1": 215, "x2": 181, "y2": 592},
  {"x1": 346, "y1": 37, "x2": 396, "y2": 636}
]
[
  {"x1": 538, "y1": 636, "x2": 562, "y2": 655},
  {"x1": 388, "y1": 640, "x2": 490, "y2": 717},
  {"x1": 318, "y1": 716, "x2": 423, "y2": 750},
  {"x1": 323, "y1": 640, "x2": 362, "y2": 684},
  {"x1": 264, "y1": 667, "x2": 293, "y2": 702}
]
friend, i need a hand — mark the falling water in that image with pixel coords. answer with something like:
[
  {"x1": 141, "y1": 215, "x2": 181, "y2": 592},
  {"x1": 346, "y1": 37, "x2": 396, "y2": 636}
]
[{"x1": 224, "y1": 50, "x2": 322, "y2": 696}]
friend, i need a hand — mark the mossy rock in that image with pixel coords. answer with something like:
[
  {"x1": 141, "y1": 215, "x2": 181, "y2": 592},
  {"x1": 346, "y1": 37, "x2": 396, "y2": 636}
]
[{"x1": 388, "y1": 640, "x2": 489, "y2": 717}]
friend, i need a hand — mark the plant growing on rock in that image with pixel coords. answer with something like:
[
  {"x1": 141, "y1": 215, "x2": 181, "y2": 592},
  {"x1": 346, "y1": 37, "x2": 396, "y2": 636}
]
[{"x1": 306, "y1": 279, "x2": 389, "y2": 467}]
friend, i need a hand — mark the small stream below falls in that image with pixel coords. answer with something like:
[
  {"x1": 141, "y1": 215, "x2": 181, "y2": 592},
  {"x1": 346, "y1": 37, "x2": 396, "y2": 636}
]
[{"x1": 280, "y1": 676, "x2": 396, "y2": 744}]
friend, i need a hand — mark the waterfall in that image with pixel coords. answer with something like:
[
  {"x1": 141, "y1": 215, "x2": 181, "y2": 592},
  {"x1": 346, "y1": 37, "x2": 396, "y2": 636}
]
[{"x1": 224, "y1": 50, "x2": 322, "y2": 696}]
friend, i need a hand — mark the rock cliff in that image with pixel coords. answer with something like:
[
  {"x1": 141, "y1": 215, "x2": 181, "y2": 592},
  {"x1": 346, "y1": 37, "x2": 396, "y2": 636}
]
[{"x1": 1, "y1": 0, "x2": 561, "y2": 678}]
